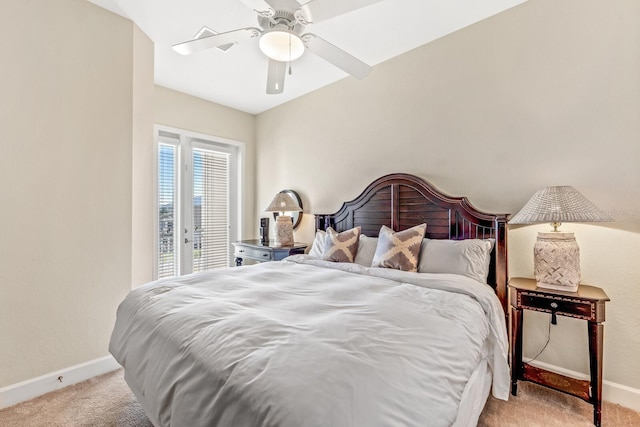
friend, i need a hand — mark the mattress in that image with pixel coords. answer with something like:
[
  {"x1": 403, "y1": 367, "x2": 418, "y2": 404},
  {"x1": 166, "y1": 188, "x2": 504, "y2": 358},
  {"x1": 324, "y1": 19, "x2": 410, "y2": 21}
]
[{"x1": 110, "y1": 255, "x2": 509, "y2": 427}]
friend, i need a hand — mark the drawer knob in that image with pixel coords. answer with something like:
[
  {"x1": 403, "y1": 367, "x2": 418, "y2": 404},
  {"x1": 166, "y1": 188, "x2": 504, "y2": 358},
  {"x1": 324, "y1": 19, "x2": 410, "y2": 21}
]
[
  {"x1": 263, "y1": 253, "x2": 268, "y2": 257},
  {"x1": 550, "y1": 302, "x2": 559, "y2": 309}
]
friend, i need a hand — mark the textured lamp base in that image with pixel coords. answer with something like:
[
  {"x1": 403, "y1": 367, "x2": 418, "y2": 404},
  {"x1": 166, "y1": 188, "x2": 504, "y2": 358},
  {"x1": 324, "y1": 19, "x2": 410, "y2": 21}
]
[
  {"x1": 534, "y1": 232, "x2": 580, "y2": 292},
  {"x1": 274, "y1": 215, "x2": 294, "y2": 246}
]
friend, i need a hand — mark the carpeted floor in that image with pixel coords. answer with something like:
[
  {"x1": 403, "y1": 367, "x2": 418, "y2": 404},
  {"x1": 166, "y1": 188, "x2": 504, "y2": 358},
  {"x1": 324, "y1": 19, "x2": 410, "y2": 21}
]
[{"x1": 1, "y1": 369, "x2": 638, "y2": 426}]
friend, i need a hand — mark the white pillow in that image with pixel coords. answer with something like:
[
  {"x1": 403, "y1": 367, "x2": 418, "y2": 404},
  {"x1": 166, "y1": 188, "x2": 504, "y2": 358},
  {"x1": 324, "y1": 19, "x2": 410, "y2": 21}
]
[
  {"x1": 308, "y1": 230, "x2": 327, "y2": 258},
  {"x1": 418, "y1": 238, "x2": 495, "y2": 283},
  {"x1": 354, "y1": 235, "x2": 378, "y2": 267}
]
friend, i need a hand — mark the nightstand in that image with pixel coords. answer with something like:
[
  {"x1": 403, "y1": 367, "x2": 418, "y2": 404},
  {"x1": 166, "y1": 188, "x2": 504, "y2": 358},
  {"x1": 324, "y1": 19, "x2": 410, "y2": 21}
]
[
  {"x1": 233, "y1": 240, "x2": 307, "y2": 266},
  {"x1": 509, "y1": 277, "x2": 609, "y2": 427}
]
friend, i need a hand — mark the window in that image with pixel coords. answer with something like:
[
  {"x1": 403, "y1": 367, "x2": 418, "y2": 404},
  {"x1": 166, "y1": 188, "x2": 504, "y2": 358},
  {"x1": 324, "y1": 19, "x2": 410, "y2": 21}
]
[
  {"x1": 192, "y1": 146, "x2": 230, "y2": 272},
  {"x1": 158, "y1": 141, "x2": 179, "y2": 278},
  {"x1": 156, "y1": 127, "x2": 242, "y2": 279}
]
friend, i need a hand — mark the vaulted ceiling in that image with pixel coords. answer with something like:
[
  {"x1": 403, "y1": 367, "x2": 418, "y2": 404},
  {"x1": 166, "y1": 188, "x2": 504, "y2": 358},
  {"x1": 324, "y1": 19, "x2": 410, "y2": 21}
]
[{"x1": 89, "y1": 0, "x2": 526, "y2": 114}]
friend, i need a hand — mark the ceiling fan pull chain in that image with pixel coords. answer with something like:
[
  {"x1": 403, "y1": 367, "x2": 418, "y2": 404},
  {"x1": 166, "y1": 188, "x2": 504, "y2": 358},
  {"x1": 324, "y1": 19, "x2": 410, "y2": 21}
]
[{"x1": 288, "y1": 33, "x2": 293, "y2": 75}]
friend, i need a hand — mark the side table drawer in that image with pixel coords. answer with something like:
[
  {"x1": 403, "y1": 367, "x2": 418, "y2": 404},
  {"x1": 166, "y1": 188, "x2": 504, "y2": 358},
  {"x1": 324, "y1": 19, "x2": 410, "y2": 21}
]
[
  {"x1": 233, "y1": 240, "x2": 308, "y2": 266},
  {"x1": 519, "y1": 292, "x2": 594, "y2": 320},
  {"x1": 235, "y1": 246, "x2": 272, "y2": 261}
]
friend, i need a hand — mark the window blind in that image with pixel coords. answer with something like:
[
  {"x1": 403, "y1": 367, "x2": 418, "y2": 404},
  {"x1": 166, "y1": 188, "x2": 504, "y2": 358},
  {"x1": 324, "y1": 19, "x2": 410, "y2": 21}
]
[
  {"x1": 158, "y1": 143, "x2": 178, "y2": 278},
  {"x1": 192, "y1": 147, "x2": 230, "y2": 272}
]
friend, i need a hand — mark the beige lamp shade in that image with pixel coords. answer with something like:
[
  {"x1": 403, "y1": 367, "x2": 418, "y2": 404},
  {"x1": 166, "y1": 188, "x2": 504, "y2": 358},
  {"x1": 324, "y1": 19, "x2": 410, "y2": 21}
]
[
  {"x1": 510, "y1": 186, "x2": 612, "y2": 292},
  {"x1": 509, "y1": 186, "x2": 612, "y2": 229},
  {"x1": 265, "y1": 192, "x2": 302, "y2": 246},
  {"x1": 265, "y1": 192, "x2": 302, "y2": 214}
]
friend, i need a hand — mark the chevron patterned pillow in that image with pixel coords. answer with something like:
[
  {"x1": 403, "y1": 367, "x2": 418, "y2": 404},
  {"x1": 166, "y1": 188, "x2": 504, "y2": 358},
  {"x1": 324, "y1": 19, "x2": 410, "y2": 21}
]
[
  {"x1": 322, "y1": 226, "x2": 361, "y2": 263},
  {"x1": 371, "y1": 224, "x2": 427, "y2": 272}
]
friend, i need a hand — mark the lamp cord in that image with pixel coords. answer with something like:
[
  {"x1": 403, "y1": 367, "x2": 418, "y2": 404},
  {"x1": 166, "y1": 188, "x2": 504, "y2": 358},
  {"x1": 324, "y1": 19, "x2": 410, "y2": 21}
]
[{"x1": 524, "y1": 314, "x2": 552, "y2": 364}]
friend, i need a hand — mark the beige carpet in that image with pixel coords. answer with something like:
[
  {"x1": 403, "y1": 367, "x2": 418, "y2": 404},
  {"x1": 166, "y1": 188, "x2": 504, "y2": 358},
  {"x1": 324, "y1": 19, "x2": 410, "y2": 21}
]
[{"x1": 1, "y1": 369, "x2": 638, "y2": 426}]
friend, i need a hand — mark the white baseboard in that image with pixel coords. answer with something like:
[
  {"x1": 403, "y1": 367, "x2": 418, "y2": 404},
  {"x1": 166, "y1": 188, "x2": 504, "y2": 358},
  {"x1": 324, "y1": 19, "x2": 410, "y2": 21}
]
[
  {"x1": 0, "y1": 355, "x2": 121, "y2": 410},
  {"x1": 528, "y1": 360, "x2": 640, "y2": 412},
  {"x1": 2, "y1": 356, "x2": 638, "y2": 413}
]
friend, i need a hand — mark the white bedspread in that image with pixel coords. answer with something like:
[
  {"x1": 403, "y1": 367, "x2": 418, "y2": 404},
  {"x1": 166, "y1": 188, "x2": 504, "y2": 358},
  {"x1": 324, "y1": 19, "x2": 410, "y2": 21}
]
[{"x1": 109, "y1": 255, "x2": 509, "y2": 427}]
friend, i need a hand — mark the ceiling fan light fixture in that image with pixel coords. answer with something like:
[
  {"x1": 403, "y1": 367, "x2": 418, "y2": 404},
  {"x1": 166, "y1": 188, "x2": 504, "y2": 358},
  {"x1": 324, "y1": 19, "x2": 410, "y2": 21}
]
[{"x1": 259, "y1": 29, "x2": 304, "y2": 62}]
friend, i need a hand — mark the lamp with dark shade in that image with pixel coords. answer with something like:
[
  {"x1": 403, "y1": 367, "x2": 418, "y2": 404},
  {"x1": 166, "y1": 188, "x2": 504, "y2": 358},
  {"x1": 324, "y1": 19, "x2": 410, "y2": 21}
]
[
  {"x1": 265, "y1": 191, "x2": 302, "y2": 246},
  {"x1": 509, "y1": 186, "x2": 612, "y2": 292}
]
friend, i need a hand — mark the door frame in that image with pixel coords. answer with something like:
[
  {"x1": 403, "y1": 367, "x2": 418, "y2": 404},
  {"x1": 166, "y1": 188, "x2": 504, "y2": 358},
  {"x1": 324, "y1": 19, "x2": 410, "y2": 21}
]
[{"x1": 153, "y1": 124, "x2": 245, "y2": 278}]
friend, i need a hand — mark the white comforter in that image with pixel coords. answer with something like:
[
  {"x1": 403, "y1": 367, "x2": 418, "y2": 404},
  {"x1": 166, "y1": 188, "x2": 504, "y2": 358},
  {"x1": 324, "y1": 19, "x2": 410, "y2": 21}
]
[{"x1": 110, "y1": 255, "x2": 509, "y2": 427}]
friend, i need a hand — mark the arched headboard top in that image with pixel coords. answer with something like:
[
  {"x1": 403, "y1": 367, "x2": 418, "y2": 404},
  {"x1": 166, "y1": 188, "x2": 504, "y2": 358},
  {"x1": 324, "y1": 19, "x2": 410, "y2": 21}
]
[{"x1": 314, "y1": 173, "x2": 509, "y2": 313}]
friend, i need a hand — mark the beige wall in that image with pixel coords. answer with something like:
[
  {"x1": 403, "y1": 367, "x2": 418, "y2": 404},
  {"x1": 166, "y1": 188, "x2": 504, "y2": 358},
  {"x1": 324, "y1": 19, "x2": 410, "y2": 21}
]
[
  {"x1": 154, "y1": 85, "x2": 256, "y2": 244},
  {"x1": 256, "y1": 0, "x2": 640, "y2": 394},
  {"x1": 0, "y1": 0, "x2": 141, "y2": 387},
  {"x1": 0, "y1": 0, "x2": 255, "y2": 388},
  {"x1": 131, "y1": 27, "x2": 155, "y2": 287}
]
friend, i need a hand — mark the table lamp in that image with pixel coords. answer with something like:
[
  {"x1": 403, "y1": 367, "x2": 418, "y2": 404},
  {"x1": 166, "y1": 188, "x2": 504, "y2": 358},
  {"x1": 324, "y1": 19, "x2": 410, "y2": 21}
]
[
  {"x1": 265, "y1": 191, "x2": 302, "y2": 245},
  {"x1": 509, "y1": 186, "x2": 612, "y2": 292}
]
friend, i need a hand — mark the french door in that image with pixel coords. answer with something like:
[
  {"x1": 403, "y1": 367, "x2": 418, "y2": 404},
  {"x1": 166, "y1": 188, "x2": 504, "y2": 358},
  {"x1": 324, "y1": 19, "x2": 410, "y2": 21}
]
[{"x1": 156, "y1": 128, "x2": 240, "y2": 279}]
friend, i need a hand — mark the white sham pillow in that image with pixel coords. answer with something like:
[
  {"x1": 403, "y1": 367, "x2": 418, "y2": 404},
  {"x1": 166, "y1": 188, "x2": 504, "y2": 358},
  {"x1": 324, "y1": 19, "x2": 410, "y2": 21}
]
[
  {"x1": 308, "y1": 230, "x2": 327, "y2": 258},
  {"x1": 354, "y1": 235, "x2": 378, "y2": 267},
  {"x1": 418, "y1": 238, "x2": 495, "y2": 284}
]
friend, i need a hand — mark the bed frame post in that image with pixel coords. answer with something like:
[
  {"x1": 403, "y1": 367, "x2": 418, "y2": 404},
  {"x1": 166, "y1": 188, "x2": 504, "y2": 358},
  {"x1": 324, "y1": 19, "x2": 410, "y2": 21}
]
[
  {"x1": 494, "y1": 216, "x2": 508, "y2": 317},
  {"x1": 315, "y1": 215, "x2": 333, "y2": 231}
]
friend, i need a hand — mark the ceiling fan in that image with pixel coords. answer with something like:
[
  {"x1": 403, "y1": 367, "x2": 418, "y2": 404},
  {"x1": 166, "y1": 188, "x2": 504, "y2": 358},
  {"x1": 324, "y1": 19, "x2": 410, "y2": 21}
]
[{"x1": 172, "y1": 0, "x2": 384, "y2": 94}]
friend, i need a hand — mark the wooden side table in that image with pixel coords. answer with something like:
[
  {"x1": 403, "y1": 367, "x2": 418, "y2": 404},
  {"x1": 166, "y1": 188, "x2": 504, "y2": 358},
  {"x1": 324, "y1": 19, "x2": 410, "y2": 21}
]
[
  {"x1": 508, "y1": 277, "x2": 609, "y2": 427},
  {"x1": 233, "y1": 240, "x2": 307, "y2": 266}
]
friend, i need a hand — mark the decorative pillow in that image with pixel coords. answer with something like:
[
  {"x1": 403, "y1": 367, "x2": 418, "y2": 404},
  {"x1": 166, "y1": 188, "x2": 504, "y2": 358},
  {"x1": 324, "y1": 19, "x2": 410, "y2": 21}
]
[
  {"x1": 353, "y1": 235, "x2": 378, "y2": 267},
  {"x1": 371, "y1": 224, "x2": 427, "y2": 272},
  {"x1": 308, "y1": 230, "x2": 327, "y2": 258},
  {"x1": 322, "y1": 227, "x2": 361, "y2": 263},
  {"x1": 418, "y1": 238, "x2": 495, "y2": 283}
]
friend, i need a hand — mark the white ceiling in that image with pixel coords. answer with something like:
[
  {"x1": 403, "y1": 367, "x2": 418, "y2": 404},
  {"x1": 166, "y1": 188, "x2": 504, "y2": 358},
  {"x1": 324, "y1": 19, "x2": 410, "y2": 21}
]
[{"x1": 88, "y1": 0, "x2": 526, "y2": 114}]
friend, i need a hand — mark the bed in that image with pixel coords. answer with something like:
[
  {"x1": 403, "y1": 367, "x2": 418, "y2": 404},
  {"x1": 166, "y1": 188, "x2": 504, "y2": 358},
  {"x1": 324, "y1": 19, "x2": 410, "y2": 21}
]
[{"x1": 110, "y1": 173, "x2": 510, "y2": 427}]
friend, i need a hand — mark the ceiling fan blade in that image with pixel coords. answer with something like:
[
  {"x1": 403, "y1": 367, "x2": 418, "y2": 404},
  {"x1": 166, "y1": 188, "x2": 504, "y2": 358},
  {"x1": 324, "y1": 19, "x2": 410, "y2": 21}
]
[
  {"x1": 302, "y1": 34, "x2": 371, "y2": 79},
  {"x1": 239, "y1": 0, "x2": 273, "y2": 15},
  {"x1": 194, "y1": 27, "x2": 234, "y2": 51},
  {"x1": 240, "y1": 0, "x2": 300, "y2": 15},
  {"x1": 296, "y1": 0, "x2": 385, "y2": 24},
  {"x1": 172, "y1": 28, "x2": 261, "y2": 55},
  {"x1": 266, "y1": 0, "x2": 303, "y2": 10},
  {"x1": 266, "y1": 59, "x2": 287, "y2": 94}
]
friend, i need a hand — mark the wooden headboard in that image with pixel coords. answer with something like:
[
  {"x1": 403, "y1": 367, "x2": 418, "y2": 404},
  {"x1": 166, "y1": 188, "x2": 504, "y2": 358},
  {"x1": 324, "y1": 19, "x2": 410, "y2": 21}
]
[{"x1": 314, "y1": 173, "x2": 509, "y2": 314}]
